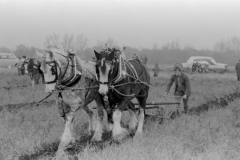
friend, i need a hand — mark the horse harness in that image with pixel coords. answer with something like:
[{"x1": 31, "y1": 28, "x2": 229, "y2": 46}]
[
  {"x1": 95, "y1": 51, "x2": 148, "y2": 113},
  {"x1": 37, "y1": 50, "x2": 82, "y2": 109},
  {"x1": 43, "y1": 50, "x2": 82, "y2": 89}
]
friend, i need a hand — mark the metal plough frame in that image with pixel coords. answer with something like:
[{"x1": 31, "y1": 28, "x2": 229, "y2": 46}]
[{"x1": 133, "y1": 95, "x2": 183, "y2": 120}]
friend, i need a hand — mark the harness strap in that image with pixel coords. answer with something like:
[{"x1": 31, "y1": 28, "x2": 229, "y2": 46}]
[{"x1": 125, "y1": 60, "x2": 139, "y2": 80}]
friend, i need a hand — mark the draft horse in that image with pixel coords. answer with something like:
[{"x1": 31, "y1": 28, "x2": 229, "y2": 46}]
[
  {"x1": 37, "y1": 48, "x2": 105, "y2": 153},
  {"x1": 94, "y1": 48, "x2": 150, "y2": 141}
]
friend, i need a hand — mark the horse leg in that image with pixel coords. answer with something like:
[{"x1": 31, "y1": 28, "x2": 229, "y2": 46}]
[
  {"x1": 112, "y1": 102, "x2": 129, "y2": 141},
  {"x1": 128, "y1": 102, "x2": 138, "y2": 134},
  {"x1": 91, "y1": 94, "x2": 104, "y2": 141},
  {"x1": 107, "y1": 113, "x2": 114, "y2": 132},
  {"x1": 82, "y1": 104, "x2": 94, "y2": 135},
  {"x1": 83, "y1": 86, "x2": 99, "y2": 136},
  {"x1": 55, "y1": 106, "x2": 77, "y2": 160},
  {"x1": 31, "y1": 75, "x2": 35, "y2": 89},
  {"x1": 135, "y1": 92, "x2": 148, "y2": 135},
  {"x1": 58, "y1": 96, "x2": 83, "y2": 148}
]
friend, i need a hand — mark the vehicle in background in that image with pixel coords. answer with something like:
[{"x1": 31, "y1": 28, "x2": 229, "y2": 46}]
[
  {"x1": 182, "y1": 56, "x2": 228, "y2": 73},
  {"x1": 0, "y1": 53, "x2": 19, "y2": 68}
]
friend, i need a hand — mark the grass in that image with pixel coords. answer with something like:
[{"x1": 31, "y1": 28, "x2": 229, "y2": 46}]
[
  {"x1": 76, "y1": 101, "x2": 240, "y2": 160},
  {"x1": 0, "y1": 69, "x2": 240, "y2": 159}
]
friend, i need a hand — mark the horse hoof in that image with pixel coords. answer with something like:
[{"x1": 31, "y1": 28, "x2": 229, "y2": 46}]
[
  {"x1": 134, "y1": 131, "x2": 143, "y2": 139},
  {"x1": 90, "y1": 130, "x2": 95, "y2": 136},
  {"x1": 113, "y1": 128, "x2": 129, "y2": 141},
  {"x1": 91, "y1": 134, "x2": 102, "y2": 142}
]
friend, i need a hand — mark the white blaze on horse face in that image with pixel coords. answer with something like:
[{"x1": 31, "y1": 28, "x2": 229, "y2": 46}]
[{"x1": 98, "y1": 63, "x2": 111, "y2": 95}]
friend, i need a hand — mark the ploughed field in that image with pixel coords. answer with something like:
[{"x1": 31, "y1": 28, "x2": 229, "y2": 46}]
[{"x1": 1, "y1": 67, "x2": 240, "y2": 160}]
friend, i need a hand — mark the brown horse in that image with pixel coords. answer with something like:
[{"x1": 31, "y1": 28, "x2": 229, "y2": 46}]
[
  {"x1": 94, "y1": 48, "x2": 150, "y2": 141},
  {"x1": 37, "y1": 48, "x2": 105, "y2": 156}
]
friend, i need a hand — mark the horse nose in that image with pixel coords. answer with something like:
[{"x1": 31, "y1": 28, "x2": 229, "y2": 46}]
[
  {"x1": 98, "y1": 89, "x2": 108, "y2": 95},
  {"x1": 98, "y1": 84, "x2": 108, "y2": 95}
]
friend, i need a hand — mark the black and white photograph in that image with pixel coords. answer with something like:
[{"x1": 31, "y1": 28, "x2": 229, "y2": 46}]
[{"x1": 0, "y1": 0, "x2": 240, "y2": 159}]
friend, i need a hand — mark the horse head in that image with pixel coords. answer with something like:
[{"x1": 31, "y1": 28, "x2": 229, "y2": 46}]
[
  {"x1": 36, "y1": 48, "x2": 67, "y2": 93},
  {"x1": 94, "y1": 48, "x2": 120, "y2": 95}
]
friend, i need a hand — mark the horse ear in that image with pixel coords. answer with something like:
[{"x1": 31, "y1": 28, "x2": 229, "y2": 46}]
[
  {"x1": 109, "y1": 49, "x2": 115, "y2": 60},
  {"x1": 94, "y1": 50, "x2": 100, "y2": 59}
]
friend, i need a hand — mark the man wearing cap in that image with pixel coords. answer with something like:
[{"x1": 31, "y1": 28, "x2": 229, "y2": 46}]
[
  {"x1": 164, "y1": 64, "x2": 191, "y2": 114},
  {"x1": 235, "y1": 59, "x2": 240, "y2": 81}
]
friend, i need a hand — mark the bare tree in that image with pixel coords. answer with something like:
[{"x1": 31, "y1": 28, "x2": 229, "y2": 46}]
[
  {"x1": 61, "y1": 34, "x2": 75, "y2": 52},
  {"x1": 0, "y1": 46, "x2": 11, "y2": 53},
  {"x1": 44, "y1": 33, "x2": 60, "y2": 48},
  {"x1": 214, "y1": 37, "x2": 240, "y2": 53},
  {"x1": 106, "y1": 37, "x2": 118, "y2": 48},
  {"x1": 96, "y1": 37, "x2": 118, "y2": 49},
  {"x1": 75, "y1": 34, "x2": 88, "y2": 57}
]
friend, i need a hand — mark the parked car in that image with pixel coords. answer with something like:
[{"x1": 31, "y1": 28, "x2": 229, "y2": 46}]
[
  {"x1": 182, "y1": 56, "x2": 228, "y2": 73},
  {"x1": 0, "y1": 53, "x2": 19, "y2": 68}
]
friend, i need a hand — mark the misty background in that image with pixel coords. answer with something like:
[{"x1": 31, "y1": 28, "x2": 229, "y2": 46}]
[{"x1": 0, "y1": 0, "x2": 240, "y2": 66}]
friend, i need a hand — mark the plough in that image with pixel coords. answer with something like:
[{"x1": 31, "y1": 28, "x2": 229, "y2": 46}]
[{"x1": 133, "y1": 95, "x2": 183, "y2": 120}]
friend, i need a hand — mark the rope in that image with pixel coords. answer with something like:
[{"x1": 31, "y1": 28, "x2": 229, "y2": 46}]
[
  {"x1": 125, "y1": 73, "x2": 179, "y2": 103},
  {"x1": 36, "y1": 92, "x2": 53, "y2": 106},
  {"x1": 109, "y1": 86, "x2": 135, "y2": 97}
]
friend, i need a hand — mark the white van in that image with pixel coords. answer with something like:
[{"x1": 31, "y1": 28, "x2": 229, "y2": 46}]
[{"x1": 0, "y1": 53, "x2": 19, "y2": 68}]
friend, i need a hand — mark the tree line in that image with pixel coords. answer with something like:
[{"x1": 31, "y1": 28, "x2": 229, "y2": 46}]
[{"x1": 0, "y1": 34, "x2": 240, "y2": 66}]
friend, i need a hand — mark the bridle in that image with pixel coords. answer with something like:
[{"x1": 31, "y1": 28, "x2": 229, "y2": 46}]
[
  {"x1": 41, "y1": 50, "x2": 81, "y2": 88},
  {"x1": 42, "y1": 56, "x2": 61, "y2": 84},
  {"x1": 96, "y1": 56, "x2": 116, "y2": 86}
]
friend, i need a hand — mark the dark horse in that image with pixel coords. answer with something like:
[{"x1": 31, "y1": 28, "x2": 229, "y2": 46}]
[{"x1": 94, "y1": 48, "x2": 150, "y2": 141}]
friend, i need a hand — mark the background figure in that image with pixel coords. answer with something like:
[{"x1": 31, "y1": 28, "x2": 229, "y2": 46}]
[
  {"x1": 132, "y1": 53, "x2": 138, "y2": 59},
  {"x1": 28, "y1": 58, "x2": 44, "y2": 88},
  {"x1": 15, "y1": 57, "x2": 23, "y2": 76},
  {"x1": 153, "y1": 62, "x2": 160, "y2": 78},
  {"x1": 235, "y1": 59, "x2": 240, "y2": 81},
  {"x1": 142, "y1": 54, "x2": 148, "y2": 65},
  {"x1": 21, "y1": 56, "x2": 27, "y2": 75},
  {"x1": 192, "y1": 62, "x2": 198, "y2": 73},
  {"x1": 92, "y1": 57, "x2": 97, "y2": 62},
  {"x1": 140, "y1": 55, "x2": 143, "y2": 62}
]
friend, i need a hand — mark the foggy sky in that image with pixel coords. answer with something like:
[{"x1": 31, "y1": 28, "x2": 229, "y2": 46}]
[{"x1": 0, "y1": 0, "x2": 240, "y2": 50}]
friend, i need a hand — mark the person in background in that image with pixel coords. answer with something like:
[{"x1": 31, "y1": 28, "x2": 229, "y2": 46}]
[
  {"x1": 121, "y1": 47, "x2": 126, "y2": 60},
  {"x1": 15, "y1": 57, "x2": 23, "y2": 76},
  {"x1": 140, "y1": 55, "x2": 143, "y2": 62},
  {"x1": 132, "y1": 53, "x2": 138, "y2": 59},
  {"x1": 153, "y1": 62, "x2": 160, "y2": 78},
  {"x1": 21, "y1": 56, "x2": 28, "y2": 75},
  {"x1": 192, "y1": 62, "x2": 198, "y2": 73},
  {"x1": 92, "y1": 57, "x2": 97, "y2": 62},
  {"x1": 31, "y1": 59, "x2": 43, "y2": 87},
  {"x1": 165, "y1": 64, "x2": 191, "y2": 114},
  {"x1": 142, "y1": 54, "x2": 148, "y2": 65},
  {"x1": 235, "y1": 59, "x2": 240, "y2": 81}
]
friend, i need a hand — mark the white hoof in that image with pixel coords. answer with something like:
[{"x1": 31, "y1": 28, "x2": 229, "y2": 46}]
[
  {"x1": 91, "y1": 132, "x2": 102, "y2": 142},
  {"x1": 108, "y1": 123, "x2": 114, "y2": 132},
  {"x1": 113, "y1": 128, "x2": 129, "y2": 141},
  {"x1": 135, "y1": 130, "x2": 143, "y2": 136},
  {"x1": 55, "y1": 148, "x2": 68, "y2": 160}
]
